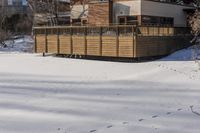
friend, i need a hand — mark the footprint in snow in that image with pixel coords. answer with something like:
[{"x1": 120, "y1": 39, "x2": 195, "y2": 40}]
[
  {"x1": 90, "y1": 130, "x2": 97, "y2": 133},
  {"x1": 152, "y1": 115, "x2": 158, "y2": 118},
  {"x1": 107, "y1": 125, "x2": 113, "y2": 128},
  {"x1": 177, "y1": 108, "x2": 182, "y2": 111},
  {"x1": 138, "y1": 119, "x2": 144, "y2": 122},
  {"x1": 123, "y1": 122, "x2": 129, "y2": 125},
  {"x1": 166, "y1": 112, "x2": 172, "y2": 115}
]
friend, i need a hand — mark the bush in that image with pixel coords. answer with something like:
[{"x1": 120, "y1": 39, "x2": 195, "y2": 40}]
[
  {"x1": 0, "y1": 29, "x2": 12, "y2": 47},
  {"x1": 15, "y1": 17, "x2": 33, "y2": 34}
]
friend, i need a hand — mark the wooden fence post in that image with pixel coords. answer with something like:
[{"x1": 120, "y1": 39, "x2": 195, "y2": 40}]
[
  {"x1": 133, "y1": 26, "x2": 137, "y2": 58},
  {"x1": 45, "y1": 28, "x2": 48, "y2": 53},
  {"x1": 84, "y1": 27, "x2": 87, "y2": 55},
  {"x1": 167, "y1": 27, "x2": 170, "y2": 35},
  {"x1": 57, "y1": 28, "x2": 60, "y2": 54},
  {"x1": 70, "y1": 27, "x2": 73, "y2": 54},
  {"x1": 116, "y1": 26, "x2": 119, "y2": 57},
  {"x1": 100, "y1": 27, "x2": 102, "y2": 56},
  {"x1": 34, "y1": 29, "x2": 37, "y2": 53}
]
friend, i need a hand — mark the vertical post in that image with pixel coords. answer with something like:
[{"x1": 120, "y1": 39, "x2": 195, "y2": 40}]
[
  {"x1": 57, "y1": 28, "x2": 60, "y2": 54},
  {"x1": 133, "y1": 26, "x2": 137, "y2": 58},
  {"x1": 100, "y1": 27, "x2": 102, "y2": 56},
  {"x1": 45, "y1": 28, "x2": 48, "y2": 53},
  {"x1": 157, "y1": 26, "x2": 159, "y2": 36},
  {"x1": 70, "y1": 27, "x2": 73, "y2": 54},
  {"x1": 132, "y1": 26, "x2": 134, "y2": 58},
  {"x1": 147, "y1": 26, "x2": 149, "y2": 36},
  {"x1": 116, "y1": 26, "x2": 119, "y2": 57},
  {"x1": 84, "y1": 26, "x2": 87, "y2": 55},
  {"x1": 167, "y1": 27, "x2": 169, "y2": 35},
  {"x1": 34, "y1": 28, "x2": 37, "y2": 53}
]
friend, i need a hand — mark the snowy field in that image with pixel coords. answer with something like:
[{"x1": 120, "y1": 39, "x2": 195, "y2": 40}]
[{"x1": 0, "y1": 38, "x2": 200, "y2": 133}]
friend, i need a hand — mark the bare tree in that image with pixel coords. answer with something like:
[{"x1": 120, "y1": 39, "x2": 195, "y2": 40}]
[
  {"x1": 28, "y1": 0, "x2": 71, "y2": 26},
  {"x1": 188, "y1": 1, "x2": 200, "y2": 69},
  {"x1": 27, "y1": 0, "x2": 55, "y2": 26},
  {"x1": 0, "y1": 3, "x2": 7, "y2": 47},
  {"x1": 27, "y1": 0, "x2": 89, "y2": 26},
  {"x1": 0, "y1": 28, "x2": 12, "y2": 48}
]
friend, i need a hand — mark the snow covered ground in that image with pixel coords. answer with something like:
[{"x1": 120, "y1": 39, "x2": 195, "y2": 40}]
[
  {"x1": 0, "y1": 39, "x2": 200, "y2": 133},
  {"x1": 0, "y1": 36, "x2": 34, "y2": 53}
]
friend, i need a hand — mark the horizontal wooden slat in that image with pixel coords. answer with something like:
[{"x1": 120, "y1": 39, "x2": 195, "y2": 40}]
[
  {"x1": 102, "y1": 36, "x2": 117, "y2": 57},
  {"x1": 59, "y1": 35, "x2": 71, "y2": 54},
  {"x1": 72, "y1": 36, "x2": 85, "y2": 55},
  {"x1": 36, "y1": 35, "x2": 46, "y2": 53},
  {"x1": 87, "y1": 36, "x2": 100, "y2": 56},
  {"x1": 119, "y1": 37, "x2": 134, "y2": 57},
  {"x1": 47, "y1": 35, "x2": 58, "y2": 53}
]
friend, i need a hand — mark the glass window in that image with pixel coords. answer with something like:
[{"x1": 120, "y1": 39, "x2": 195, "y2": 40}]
[
  {"x1": 8, "y1": 0, "x2": 13, "y2": 5},
  {"x1": 142, "y1": 16, "x2": 174, "y2": 26},
  {"x1": 22, "y1": 0, "x2": 28, "y2": 6},
  {"x1": 118, "y1": 16, "x2": 138, "y2": 25}
]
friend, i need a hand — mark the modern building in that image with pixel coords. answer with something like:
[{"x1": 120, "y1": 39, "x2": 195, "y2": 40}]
[
  {"x1": 0, "y1": 0, "x2": 31, "y2": 31},
  {"x1": 71, "y1": 0, "x2": 195, "y2": 27},
  {"x1": 0, "y1": 0, "x2": 29, "y2": 17}
]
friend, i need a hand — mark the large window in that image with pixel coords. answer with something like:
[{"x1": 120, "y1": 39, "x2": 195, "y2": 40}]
[
  {"x1": 22, "y1": 0, "x2": 28, "y2": 6},
  {"x1": 141, "y1": 16, "x2": 174, "y2": 26},
  {"x1": 147, "y1": 0, "x2": 193, "y2": 5},
  {"x1": 7, "y1": 0, "x2": 27, "y2": 6},
  {"x1": 118, "y1": 16, "x2": 138, "y2": 25},
  {"x1": 8, "y1": 0, "x2": 13, "y2": 5}
]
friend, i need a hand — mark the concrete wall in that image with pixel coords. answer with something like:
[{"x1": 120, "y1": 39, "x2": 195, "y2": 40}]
[
  {"x1": 113, "y1": 0, "x2": 141, "y2": 23},
  {"x1": 141, "y1": 0, "x2": 194, "y2": 27}
]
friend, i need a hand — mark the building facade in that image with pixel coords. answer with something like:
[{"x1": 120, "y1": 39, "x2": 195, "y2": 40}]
[
  {"x1": 71, "y1": 0, "x2": 195, "y2": 27},
  {"x1": 0, "y1": 0, "x2": 31, "y2": 32},
  {"x1": 0, "y1": 0, "x2": 29, "y2": 17}
]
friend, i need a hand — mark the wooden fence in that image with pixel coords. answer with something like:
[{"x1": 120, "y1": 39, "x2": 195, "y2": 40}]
[{"x1": 33, "y1": 25, "x2": 192, "y2": 58}]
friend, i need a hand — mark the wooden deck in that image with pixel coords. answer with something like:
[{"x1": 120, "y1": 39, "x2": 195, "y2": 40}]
[{"x1": 34, "y1": 26, "x2": 192, "y2": 58}]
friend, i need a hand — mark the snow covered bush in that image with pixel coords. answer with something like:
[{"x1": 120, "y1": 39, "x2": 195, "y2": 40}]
[{"x1": 189, "y1": 11, "x2": 200, "y2": 37}]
